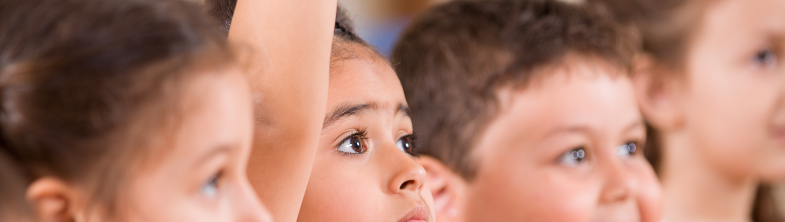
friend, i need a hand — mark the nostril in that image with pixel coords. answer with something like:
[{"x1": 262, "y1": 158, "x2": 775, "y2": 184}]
[{"x1": 400, "y1": 180, "x2": 415, "y2": 190}]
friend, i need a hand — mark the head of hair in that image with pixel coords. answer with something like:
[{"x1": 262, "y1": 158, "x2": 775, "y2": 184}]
[
  {"x1": 0, "y1": 0, "x2": 232, "y2": 217},
  {"x1": 392, "y1": 0, "x2": 639, "y2": 180}
]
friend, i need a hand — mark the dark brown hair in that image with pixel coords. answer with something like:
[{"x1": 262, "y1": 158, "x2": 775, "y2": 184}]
[
  {"x1": 206, "y1": 0, "x2": 236, "y2": 33},
  {"x1": 391, "y1": 0, "x2": 639, "y2": 179},
  {"x1": 588, "y1": 0, "x2": 783, "y2": 221},
  {"x1": 0, "y1": 0, "x2": 232, "y2": 216}
]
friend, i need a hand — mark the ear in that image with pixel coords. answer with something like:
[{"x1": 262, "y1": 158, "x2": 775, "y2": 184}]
[
  {"x1": 26, "y1": 177, "x2": 83, "y2": 222},
  {"x1": 631, "y1": 53, "x2": 686, "y2": 131},
  {"x1": 417, "y1": 155, "x2": 467, "y2": 222}
]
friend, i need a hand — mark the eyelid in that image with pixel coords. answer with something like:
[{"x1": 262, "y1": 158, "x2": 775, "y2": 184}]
[{"x1": 332, "y1": 128, "x2": 369, "y2": 149}]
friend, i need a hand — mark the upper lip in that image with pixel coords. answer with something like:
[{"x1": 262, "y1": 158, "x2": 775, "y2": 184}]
[{"x1": 398, "y1": 205, "x2": 430, "y2": 222}]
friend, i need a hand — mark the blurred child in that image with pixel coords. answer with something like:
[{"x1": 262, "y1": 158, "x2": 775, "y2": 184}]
[
  {"x1": 392, "y1": 0, "x2": 662, "y2": 221},
  {"x1": 209, "y1": 3, "x2": 436, "y2": 221},
  {"x1": 591, "y1": 0, "x2": 785, "y2": 221},
  {"x1": 0, "y1": 0, "x2": 270, "y2": 221}
]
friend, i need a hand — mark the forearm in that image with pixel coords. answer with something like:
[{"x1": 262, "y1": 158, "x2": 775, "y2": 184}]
[{"x1": 228, "y1": 0, "x2": 335, "y2": 221}]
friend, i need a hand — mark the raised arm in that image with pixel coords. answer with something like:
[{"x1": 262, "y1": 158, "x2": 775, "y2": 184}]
[{"x1": 227, "y1": 0, "x2": 335, "y2": 221}]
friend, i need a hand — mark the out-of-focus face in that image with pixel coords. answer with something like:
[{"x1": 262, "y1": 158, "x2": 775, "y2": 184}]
[
  {"x1": 462, "y1": 58, "x2": 662, "y2": 222},
  {"x1": 676, "y1": 0, "x2": 785, "y2": 181},
  {"x1": 122, "y1": 68, "x2": 272, "y2": 222},
  {"x1": 298, "y1": 47, "x2": 435, "y2": 222}
]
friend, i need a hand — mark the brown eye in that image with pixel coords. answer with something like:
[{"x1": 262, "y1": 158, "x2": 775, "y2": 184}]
[
  {"x1": 396, "y1": 135, "x2": 414, "y2": 155},
  {"x1": 337, "y1": 133, "x2": 367, "y2": 154}
]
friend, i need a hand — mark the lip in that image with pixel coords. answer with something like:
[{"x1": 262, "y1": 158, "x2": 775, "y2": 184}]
[{"x1": 398, "y1": 205, "x2": 430, "y2": 222}]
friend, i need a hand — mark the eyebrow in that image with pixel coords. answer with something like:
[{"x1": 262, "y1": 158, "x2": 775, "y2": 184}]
[
  {"x1": 540, "y1": 119, "x2": 644, "y2": 139},
  {"x1": 193, "y1": 145, "x2": 232, "y2": 167},
  {"x1": 322, "y1": 102, "x2": 410, "y2": 128}
]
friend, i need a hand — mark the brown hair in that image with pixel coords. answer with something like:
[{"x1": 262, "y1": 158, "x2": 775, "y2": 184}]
[
  {"x1": 589, "y1": 0, "x2": 783, "y2": 221},
  {"x1": 0, "y1": 0, "x2": 232, "y2": 217},
  {"x1": 391, "y1": 0, "x2": 639, "y2": 179}
]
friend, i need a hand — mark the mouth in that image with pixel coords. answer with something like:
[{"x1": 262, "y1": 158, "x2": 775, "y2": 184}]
[{"x1": 398, "y1": 205, "x2": 430, "y2": 222}]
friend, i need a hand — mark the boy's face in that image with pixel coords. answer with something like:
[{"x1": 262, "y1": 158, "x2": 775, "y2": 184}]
[{"x1": 438, "y1": 58, "x2": 662, "y2": 222}]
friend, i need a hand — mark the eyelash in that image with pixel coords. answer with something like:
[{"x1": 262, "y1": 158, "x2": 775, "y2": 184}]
[
  {"x1": 752, "y1": 47, "x2": 779, "y2": 70},
  {"x1": 201, "y1": 171, "x2": 223, "y2": 198},
  {"x1": 397, "y1": 134, "x2": 419, "y2": 157},
  {"x1": 336, "y1": 128, "x2": 369, "y2": 156}
]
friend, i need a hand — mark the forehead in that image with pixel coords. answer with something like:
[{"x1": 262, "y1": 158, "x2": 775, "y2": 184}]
[
  {"x1": 139, "y1": 69, "x2": 253, "y2": 171},
  {"x1": 475, "y1": 59, "x2": 639, "y2": 150},
  {"x1": 503, "y1": 60, "x2": 637, "y2": 128},
  {"x1": 327, "y1": 55, "x2": 406, "y2": 111},
  {"x1": 697, "y1": 0, "x2": 785, "y2": 44}
]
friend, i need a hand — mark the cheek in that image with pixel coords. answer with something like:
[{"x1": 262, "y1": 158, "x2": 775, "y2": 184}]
[
  {"x1": 464, "y1": 155, "x2": 597, "y2": 222},
  {"x1": 684, "y1": 69, "x2": 780, "y2": 173},
  {"x1": 124, "y1": 178, "x2": 226, "y2": 222},
  {"x1": 300, "y1": 157, "x2": 384, "y2": 221}
]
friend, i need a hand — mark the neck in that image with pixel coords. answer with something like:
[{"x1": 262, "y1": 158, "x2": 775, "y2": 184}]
[{"x1": 658, "y1": 132, "x2": 758, "y2": 222}]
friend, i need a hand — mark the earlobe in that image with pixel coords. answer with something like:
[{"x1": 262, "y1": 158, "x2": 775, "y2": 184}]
[
  {"x1": 26, "y1": 177, "x2": 80, "y2": 222},
  {"x1": 631, "y1": 54, "x2": 685, "y2": 131},
  {"x1": 417, "y1": 155, "x2": 467, "y2": 222}
]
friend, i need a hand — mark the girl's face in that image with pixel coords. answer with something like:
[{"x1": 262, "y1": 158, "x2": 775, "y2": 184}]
[
  {"x1": 122, "y1": 68, "x2": 272, "y2": 222},
  {"x1": 298, "y1": 50, "x2": 435, "y2": 222},
  {"x1": 676, "y1": 0, "x2": 785, "y2": 181},
  {"x1": 464, "y1": 58, "x2": 662, "y2": 222}
]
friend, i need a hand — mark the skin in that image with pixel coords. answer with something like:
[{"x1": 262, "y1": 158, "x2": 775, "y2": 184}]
[
  {"x1": 634, "y1": 0, "x2": 785, "y2": 221},
  {"x1": 27, "y1": 68, "x2": 272, "y2": 222},
  {"x1": 422, "y1": 57, "x2": 662, "y2": 222},
  {"x1": 228, "y1": 0, "x2": 336, "y2": 220},
  {"x1": 123, "y1": 69, "x2": 271, "y2": 222},
  {"x1": 297, "y1": 46, "x2": 436, "y2": 222}
]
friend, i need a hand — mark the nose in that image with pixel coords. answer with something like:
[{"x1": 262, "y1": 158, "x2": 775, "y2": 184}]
[
  {"x1": 384, "y1": 145, "x2": 427, "y2": 195},
  {"x1": 234, "y1": 178, "x2": 274, "y2": 222},
  {"x1": 598, "y1": 157, "x2": 639, "y2": 204}
]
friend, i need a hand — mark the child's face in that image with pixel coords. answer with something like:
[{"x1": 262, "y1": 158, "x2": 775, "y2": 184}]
[
  {"x1": 298, "y1": 53, "x2": 435, "y2": 222},
  {"x1": 672, "y1": 0, "x2": 785, "y2": 180},
  {"x1": 122, "y1": 69, "x2": 272, "y2": 222},
  {"x1": 463, "y1": 58, "x2": 662, "y2": 222}
]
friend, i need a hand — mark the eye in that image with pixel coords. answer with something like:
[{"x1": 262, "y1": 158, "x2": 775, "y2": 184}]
[
  {"x1": 396, "y1": 135, "x2": 415, "y2": 155},
  {"x1": 200, "y1": 172, "x2": 221, "y2": 198},
  {"x1": 616, "y1": 142, "x2": 638, "y2": 158},
  {"x1": 558, "y1": 147, "x2": 587, "y2": 166},
  {"x1": 752, "y1": 48, "x2": 777, "y2": 69},
  {"x1": 337, "y1": 131, "x2": 368, "y2": 154}
]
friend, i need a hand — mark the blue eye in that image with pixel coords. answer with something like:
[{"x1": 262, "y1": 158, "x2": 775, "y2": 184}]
[
  {"x1": 558, "y1": 148, "x2": 586, "y2": 166},
  {"x1": 201, "y1": 173, "x2": 221, "y2": 198},
  {"x1": 616, "y1": 142, "x2": 637, "y2": 158},
  {"x1": 396, "y1": 135, "x2": 415, "y2": 155},
  {"x1": 753, "y1": 48, "x2": 777, "y2": 69},
  {"x1": 337, "y1": 133, "x2": 367, "y2": 154}
]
